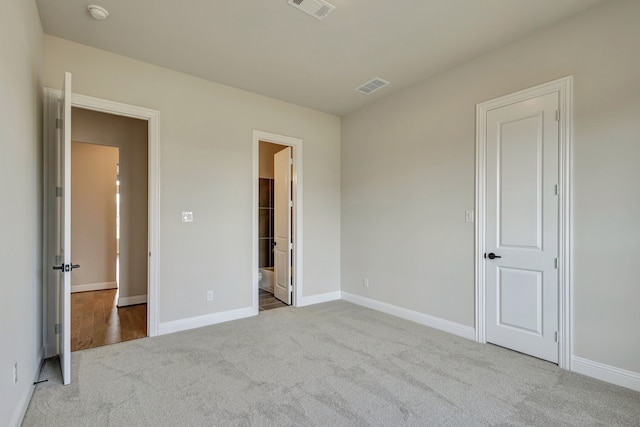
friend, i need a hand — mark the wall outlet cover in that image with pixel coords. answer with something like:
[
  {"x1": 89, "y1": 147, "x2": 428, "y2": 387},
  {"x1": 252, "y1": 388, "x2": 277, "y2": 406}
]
[{"x1": 182, "y1": 211, "x2": 194, "y2": 223}]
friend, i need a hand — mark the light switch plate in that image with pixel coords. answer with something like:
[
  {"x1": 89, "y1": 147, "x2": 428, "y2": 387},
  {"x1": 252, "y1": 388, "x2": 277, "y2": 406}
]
[
  {"x1": 465, "y1": 210, "x2": 474, "y2": 223},
  {"x1": 182, "y1": 211, "x2": 194, "y2": 223}
]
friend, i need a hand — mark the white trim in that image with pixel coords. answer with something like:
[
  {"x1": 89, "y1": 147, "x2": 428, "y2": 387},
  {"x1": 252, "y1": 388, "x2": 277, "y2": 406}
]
[
  {"x1": 298, "y1": 291, "x2": 342, "y2": 307},
  {"x1": 342, "y1": 292, "x2": 476, "y2": 341},
  {"x1": 118, "y1": 294, "x2": 147, "y2": 307},
  {"x1": 572, "y1": 356, "x2": 640, "y2": 392},
  {"x1": 474, "y1": 76, "x2": 573, "y2": 369},
  {"x1": 252, "y1": 131, "x2": 304, "y2": 313},
  {"x1": 158, "y1": 306, "x2": 255, "y2": 335},
  {"x1": 9, "y1": 349, "x2": 44, "y2": 427},
  {"x1": 71, "y1": 281, "x2": 117, "y2": 293},
  {"x1": 70, "y1": 91, "x2": 161, "y2": 338}
]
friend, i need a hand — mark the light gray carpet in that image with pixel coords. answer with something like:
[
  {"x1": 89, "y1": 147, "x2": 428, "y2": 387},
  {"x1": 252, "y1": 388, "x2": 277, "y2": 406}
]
[{"x1": 23, "y1": 301, "x2": 640, "y2": 426}]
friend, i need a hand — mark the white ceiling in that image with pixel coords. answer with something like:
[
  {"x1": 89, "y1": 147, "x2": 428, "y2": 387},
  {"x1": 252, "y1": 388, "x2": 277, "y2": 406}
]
[{"x1": 36, "y1": 0, "x2": 605, "y2": 116}]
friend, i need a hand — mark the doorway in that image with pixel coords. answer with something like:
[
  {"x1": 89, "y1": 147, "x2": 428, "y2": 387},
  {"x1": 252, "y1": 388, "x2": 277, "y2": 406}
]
[
  {"x1": 43, "y1": 82, "x2": 161, "y2": 377},
  {"x1": 69, "y1": 107, "x2": 148, "y2": 351},
  {"x1": 475, "y1": 76, "x2": 573, "y2": 368},
  {"x1": 258, "y1": 142, "x2": 292, "y2": 310},
  {"x1": 253, "y1": 131, "x2": 303, "y2": 314}
]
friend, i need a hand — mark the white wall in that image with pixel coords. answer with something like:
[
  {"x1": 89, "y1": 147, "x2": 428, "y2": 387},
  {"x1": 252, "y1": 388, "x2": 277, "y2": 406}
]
[
  {"x1": 341, "y1": 0, "x2": 640, "y2": 374},
  {"x1": 71, "y1": 142, "x2": 118, "y2": 288},
  {"x1": 42, "y1": 35, "x2": 342, "y2": 323},
  {"x1": 71, "y1": 108, "x2": 149, "y2": 301},
  {"x1": 0, "y1": 0, "x2": 43, "y2": 425}
]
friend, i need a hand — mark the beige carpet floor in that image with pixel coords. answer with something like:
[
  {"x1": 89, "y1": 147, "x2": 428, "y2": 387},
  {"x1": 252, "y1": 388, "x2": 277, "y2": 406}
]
[{"x1": 23, "y1": 301, "x2": 640, "y2": 426}]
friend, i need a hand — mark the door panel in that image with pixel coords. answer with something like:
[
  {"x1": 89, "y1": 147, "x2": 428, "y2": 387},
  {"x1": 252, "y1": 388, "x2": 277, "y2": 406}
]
[
  {"x1": 273, "y1": 147, "x2": 292, "y2": 305},
  {"x1": 486, "y1": 92, "x2": 559, "y2": 363},
  {"x1": 498, "y1": 267, "x2": 542, "y2": 334},
  {"x1": 499, "y1": 115, "x2": 542, "y2": 249}
]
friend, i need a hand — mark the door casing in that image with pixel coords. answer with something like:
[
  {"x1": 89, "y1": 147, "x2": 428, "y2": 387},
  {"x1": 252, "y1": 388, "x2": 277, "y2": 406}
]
[
  {"x1": 475, "y1": 76, "x2": 573, "y2": 369},
  {"x1": 252, "y1": 131, "x2": 303, "y2": 312},
  {"x1": 43, "y1": 88, "x2": 161, "y2": 357}
]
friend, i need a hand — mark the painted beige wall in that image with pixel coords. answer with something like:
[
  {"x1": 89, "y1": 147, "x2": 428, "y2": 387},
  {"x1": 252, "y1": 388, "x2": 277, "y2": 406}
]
[
  {"x1": 259, "y1": 141, "x2": 287, "y2": 179},
  {"x1": 71, "y1": 142, "x2": 118, "y2": 287},
  {"x1": 341, "y1": 0, "x2": 640, "y2": 373},
  {"x1": 0, "y1": 0, "x2": 42, "y2": 425},
  {"x1": 71, "y1": 108, "x2": 149, "y2": 301},
  {"x1": 43, "y1": 35, "x2": 342, "y2": 323}
]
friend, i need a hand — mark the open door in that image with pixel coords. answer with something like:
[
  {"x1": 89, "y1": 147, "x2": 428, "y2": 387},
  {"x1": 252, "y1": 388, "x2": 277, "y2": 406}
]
[
  {"x1": 52, "y1": 72, "x2": 74, "y2": 385},
  {"x1": 273, "y1": 147, "x2": 292, "y2": 305}
]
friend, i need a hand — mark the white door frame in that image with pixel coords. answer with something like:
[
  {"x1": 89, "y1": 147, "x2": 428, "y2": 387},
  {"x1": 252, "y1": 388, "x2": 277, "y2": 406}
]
[
  {"x1": 43, "y1": 88, "x2": 161, "y2": 356},
  {"x1": 252, "y1": 130, "x2": 303, "y2": 312},
  {"x1": 475, "y1": 76, "x2": 573, "y2": 369}
]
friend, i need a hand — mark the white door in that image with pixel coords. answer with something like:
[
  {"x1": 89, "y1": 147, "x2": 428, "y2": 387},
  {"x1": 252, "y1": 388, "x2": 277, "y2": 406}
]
[
  {"x1": 273, "y1": 147, "x2": 292, "y2": 305},
  {"x1": 53, "y1": 72, "x2": 74, "y2": 384},
  {"x1": 485, "y1": 92, "x2": 559, "y2": 363}
]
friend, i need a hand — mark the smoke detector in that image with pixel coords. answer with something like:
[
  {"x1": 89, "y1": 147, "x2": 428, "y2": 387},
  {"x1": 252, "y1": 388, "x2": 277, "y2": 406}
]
[
  {"x1": 88, "y1": 5, "x2": 109, "y2": 20},
  {"x1": 356, "y1": 78, "x2": 390, "y2": 95},
  {"x1": 287, "y1": 0, "x2": 335, "y2": 21}
]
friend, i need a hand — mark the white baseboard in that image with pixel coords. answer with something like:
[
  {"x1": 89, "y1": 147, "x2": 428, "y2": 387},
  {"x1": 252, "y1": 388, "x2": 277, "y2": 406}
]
[
  {"x1": 71, "y1": 281, "x2": 117, "y2": 293},
  {"x1": 572, "y1": 356, "x2": 640, "y2": 392},
  {"x1": 341, "y1": 292, "x2": 476, "y2": 341},
  {"x1": 10, "y1": 347, "x2": 44, "y2": 427},
  {"x1": 118, "y1": 294, "x2": 147, "y2": 307},
  {"x1": 158, "y1": 306, "x2": 255, "y2": 336},
  {"x1": 298, "y1": 291, "x2": 342, "y2": 307}
]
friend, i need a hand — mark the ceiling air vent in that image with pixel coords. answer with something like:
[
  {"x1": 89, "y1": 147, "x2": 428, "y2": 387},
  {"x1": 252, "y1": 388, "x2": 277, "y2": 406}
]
[
  {"x1": 356, "y1": 78, "x2": 390, "y2": 95},
  {"x1": 287, "y1": 0, "x2": 335, "y2": 21}
]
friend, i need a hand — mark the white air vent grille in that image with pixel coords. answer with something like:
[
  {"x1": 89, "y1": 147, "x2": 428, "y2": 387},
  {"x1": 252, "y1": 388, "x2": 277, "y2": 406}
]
[
  {"x1": 356, "y1": 78, "x2": 390, "y2": 95},
  {"x1": 287, "y1": 0, "x2": 335, "y2": 21}
]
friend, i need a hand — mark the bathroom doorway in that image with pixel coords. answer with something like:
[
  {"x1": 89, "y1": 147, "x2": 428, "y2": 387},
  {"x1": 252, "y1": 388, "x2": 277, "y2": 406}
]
[
  {"x1": 258, "y1": 142, "x2": 290, "y2": 310},
  {"x1": 253, "y1": 131, "x2": 303, "y2": 313}
]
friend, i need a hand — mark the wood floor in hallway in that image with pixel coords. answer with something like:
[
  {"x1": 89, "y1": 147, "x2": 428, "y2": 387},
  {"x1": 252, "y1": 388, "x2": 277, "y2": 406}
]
[{"x1": 71, "y1": 289, "x2": 146, "y2": 351}]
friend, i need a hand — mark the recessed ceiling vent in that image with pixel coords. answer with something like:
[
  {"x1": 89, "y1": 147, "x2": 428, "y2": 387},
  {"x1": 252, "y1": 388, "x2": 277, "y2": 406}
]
[
  {"x1": 287, "y1": 0, "x2": 335, "y2": 21},
  {"x1": 356, "y1": 78, "x2": 390, "y2": 95}
]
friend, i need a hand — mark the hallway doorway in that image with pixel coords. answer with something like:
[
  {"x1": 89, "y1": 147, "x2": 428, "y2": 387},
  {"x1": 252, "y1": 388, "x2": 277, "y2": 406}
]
[{"x1": 69, "y1": 107, "x2": 149, "y2": 350}]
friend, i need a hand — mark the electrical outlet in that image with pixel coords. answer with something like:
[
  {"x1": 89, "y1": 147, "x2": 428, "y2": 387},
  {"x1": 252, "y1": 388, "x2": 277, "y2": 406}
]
[
  {"x1": 206, "y1": 290, "x2": 214, "y2": 301},
  {"x1": 363, "y1": 278, "x2": 369, "y2": 288},
  {"x1": 13, "y1": 363, "x2": 18, "y2": 386}
]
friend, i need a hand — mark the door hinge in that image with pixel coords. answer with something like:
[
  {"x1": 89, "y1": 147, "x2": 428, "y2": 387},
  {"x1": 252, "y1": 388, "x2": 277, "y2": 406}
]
[
  {"x1": 289, "y1": 200, "x2": 293, "y2": 208},
  {"x1": 555, "y1": 110, "x2": 560, "y2": 121},
  {"x1": 289, "y1": 158, "x2": 293, "y2": 165},
  {"x1": 55, "y1": 118, "x2": 63, "y2": 129},
  {"x1": 554, "y1": 184, "x2": 558, "y2": 196},
  {"x1": 554, "y1": 332, "x2": 558, "y2": 342},
  {"x1": 56, "y1": 186, "x2": 62, "y2": 197},
  {"x1": 554, "y1": 258, "x2": 558, "y2": 269},
  {"x1": 54, "y1": 323, "x2": 61, "y2": 334},
  {"x1": 289, "y1": 242, "x2": 293, "y2": 250}
]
